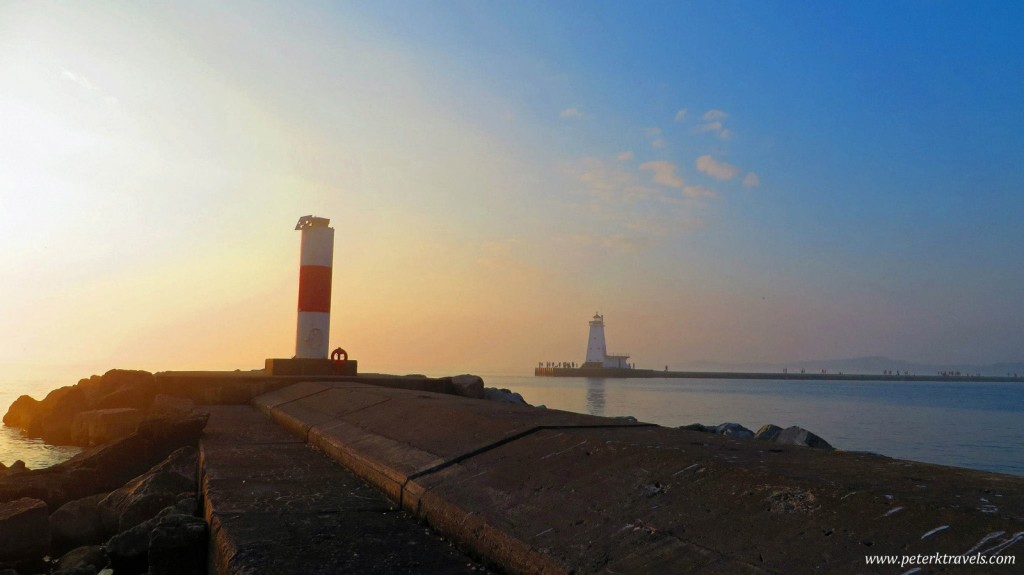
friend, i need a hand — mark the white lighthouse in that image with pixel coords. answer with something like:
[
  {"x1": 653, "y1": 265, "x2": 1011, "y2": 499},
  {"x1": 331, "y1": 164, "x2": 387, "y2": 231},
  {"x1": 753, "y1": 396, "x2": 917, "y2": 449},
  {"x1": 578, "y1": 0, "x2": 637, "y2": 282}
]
[
  {"x1": 294, "y1": 215, "x2": 334, "y2": 359},
  {"x1": 584, "y1": 313, "x2": 607, "y2": 367},
  {"x1": 583, "y1": 313, "x2": 631, "y2": 369}
]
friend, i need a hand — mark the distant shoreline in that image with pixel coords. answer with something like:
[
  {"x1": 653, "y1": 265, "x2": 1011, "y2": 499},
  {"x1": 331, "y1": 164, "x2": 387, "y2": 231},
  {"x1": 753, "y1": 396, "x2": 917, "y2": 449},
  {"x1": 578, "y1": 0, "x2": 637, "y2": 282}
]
[{"x1": 534, "y1": 366, "x2": 1024, "y2": 382}]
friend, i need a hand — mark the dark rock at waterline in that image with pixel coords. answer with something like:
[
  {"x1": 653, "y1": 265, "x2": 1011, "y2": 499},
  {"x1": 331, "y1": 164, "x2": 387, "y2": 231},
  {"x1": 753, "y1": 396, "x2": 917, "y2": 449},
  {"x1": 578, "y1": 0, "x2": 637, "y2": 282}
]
[
  {"x1": 0, "y1": 461, "x2": 27, "y2": 477},
  {"x1": 0, "y1": 497, "x2": 49, "y2": 563},
  {"x1": 3, "y1": 370, "x2": 157, "y2": 447},
  {"x1": 49, "y1": 493, "x2": 109, "y2": 553},
  {"x1": 714, "y1": 422, "x2": 755, "y2": 438},
  {"x1": 680, "y1": 422, "x2": 755, "y2": 438},
  {"x1": 483, "y1": 388, "x2": 530, "y2": 405},
  {"x1": 444, "y1": 374, "x2": 485, "y2": 399},
  {"x1": 775, "y1": 426, "x2": 834, "y2": 450},
  {"x1": 0, "y1": 413, "x2": 208, "y2": 511},
  {"x1": 2, "y1": 395, "x2": 40, "y2": 429},
  {"x1": 754, "y1": 424, "x2": 784, "y2": 441},
  {"x1": 683, "y1": 422, "x2": 833, "y2": 449}
]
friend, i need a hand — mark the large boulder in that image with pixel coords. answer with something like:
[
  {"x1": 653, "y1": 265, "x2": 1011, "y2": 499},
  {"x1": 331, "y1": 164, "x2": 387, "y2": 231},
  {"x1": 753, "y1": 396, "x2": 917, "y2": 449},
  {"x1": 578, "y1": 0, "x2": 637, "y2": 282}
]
[
  {"x1": 774, "y1": 426, "x2": 834, "y2": 450},
  {"x1": 754, "y1": 424, "x2": 784, "y2": 441},
  {"x1": 2, "y1": 395, "x2": 41, "y2": 429},
  {"x1": 136, "y1": 414, "x2": 208, "y2": 454},
  {"x1": 56, "y1": 545, "x2": 107, "y2": 573},
  {"x1": 70, "y1": 409, "x2": 143, "y2": 446},
  {"x1": 50, "y1": 492, "x2": 110, "y2": 553},
  {"x1": 483, "y1": 388, "x2": 529, "y2": 405},
  {"x1": 147, "y1": 513, "x2": 207, "y2": 575},
  {"x1": 105, "y1": 515, "x2": 156, "y2": 575},
  {"x1": 0, "y1": 497, "x2": 50, "y2": 563},
  {"x1": 98, "y1": 447, "x2": 197, "y2": 533},
  {"x1": 713, "y1": 422, "x2": 755, "y2": 438},
  {"x1": 30, "y1": 385, "x2": 88, "y2": 444},
  {"x1": 445, "y1": 375, "x2": 485, "y2": 399}
]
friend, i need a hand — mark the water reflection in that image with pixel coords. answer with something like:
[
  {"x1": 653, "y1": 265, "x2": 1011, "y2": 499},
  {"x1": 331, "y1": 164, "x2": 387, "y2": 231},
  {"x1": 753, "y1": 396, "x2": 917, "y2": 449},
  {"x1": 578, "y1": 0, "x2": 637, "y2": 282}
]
[{"x1": 585, "y1": 378, "x2": 606, "y2": 416}]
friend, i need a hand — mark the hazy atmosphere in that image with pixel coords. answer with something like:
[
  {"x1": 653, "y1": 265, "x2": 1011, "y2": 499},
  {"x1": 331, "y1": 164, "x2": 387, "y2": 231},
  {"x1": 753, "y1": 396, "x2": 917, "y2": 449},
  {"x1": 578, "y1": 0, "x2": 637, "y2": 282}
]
[{"x1": 3, "y1": 1, "x2": 1023, "y2": 379}]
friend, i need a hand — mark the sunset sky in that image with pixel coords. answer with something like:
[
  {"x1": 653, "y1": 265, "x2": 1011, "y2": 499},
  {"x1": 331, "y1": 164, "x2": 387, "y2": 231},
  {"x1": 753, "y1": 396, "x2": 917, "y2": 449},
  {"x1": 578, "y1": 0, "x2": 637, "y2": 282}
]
[{"x1": 2, "y1": 1, "x2": 1023, "y2": 380}]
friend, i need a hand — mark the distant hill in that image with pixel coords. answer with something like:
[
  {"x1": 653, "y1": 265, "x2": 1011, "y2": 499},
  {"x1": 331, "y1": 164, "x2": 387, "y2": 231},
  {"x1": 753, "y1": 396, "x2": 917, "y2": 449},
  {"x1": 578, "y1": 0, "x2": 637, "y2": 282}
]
[{"x1": 681, "y1": 356, "x2": 1024, "y2": 377}]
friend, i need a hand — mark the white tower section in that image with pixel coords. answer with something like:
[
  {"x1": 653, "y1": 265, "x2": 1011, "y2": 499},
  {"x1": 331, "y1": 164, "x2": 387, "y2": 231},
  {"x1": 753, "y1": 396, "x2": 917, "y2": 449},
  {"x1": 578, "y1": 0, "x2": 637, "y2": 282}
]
[
  {"x1": 584, "y1": 313, "x2": 607, "y2": 367},
  {"x1": 295, "y1": 216, "x2": 334, "y2": 359}
]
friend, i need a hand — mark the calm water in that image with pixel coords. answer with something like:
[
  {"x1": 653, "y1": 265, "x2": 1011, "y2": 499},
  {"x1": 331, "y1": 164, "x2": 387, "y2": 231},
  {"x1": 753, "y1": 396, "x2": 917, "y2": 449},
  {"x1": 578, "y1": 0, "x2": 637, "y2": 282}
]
[
  {"x1": 3, "y1": 372, "x2": 1023, "y2": 476},
  {"x1": 492, "y1": 375, "x2": 1024, "y2": 476}
]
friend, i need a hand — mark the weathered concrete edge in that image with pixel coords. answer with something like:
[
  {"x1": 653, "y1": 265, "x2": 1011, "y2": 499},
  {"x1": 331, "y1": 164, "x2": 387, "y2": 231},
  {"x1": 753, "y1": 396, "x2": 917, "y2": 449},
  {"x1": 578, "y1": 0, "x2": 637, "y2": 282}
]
[{"x1": 252, "y1": 386, "x2": 599, "y2": 574}]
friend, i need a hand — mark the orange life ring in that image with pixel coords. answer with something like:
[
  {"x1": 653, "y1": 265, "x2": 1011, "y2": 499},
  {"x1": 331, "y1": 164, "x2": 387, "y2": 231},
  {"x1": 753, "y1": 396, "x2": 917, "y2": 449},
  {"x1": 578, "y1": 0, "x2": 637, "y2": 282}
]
[{"x1": 330, "y1": 347, "x2": 348, "y2": 373}]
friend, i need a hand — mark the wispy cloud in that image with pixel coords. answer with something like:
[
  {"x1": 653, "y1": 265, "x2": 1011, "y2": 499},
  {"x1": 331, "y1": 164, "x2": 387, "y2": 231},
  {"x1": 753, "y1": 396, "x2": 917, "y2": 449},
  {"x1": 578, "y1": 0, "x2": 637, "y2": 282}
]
[
  {"x1": 697, "y1": 120, "x2": 722, "y2": 133},
  {"x1": 696, "y1": 109, "x2": 728, "y2": 137},
  {"x1": 573, "y1": 157, "x2": 654, "y2": 202},
  {"x1": 645, "y1": 127, "x2": 662, "y2": 138},
  {"x1": 703, "y1": 109, "x2": 727, "y2": 121},
  {"x1": 560, "y1": 107, "x2": 584, "y2": 118},
  {"x1": 651, "y1": 138, "x2": 667, "y2": 149},
  {"x1": 61, "y1": 68, "x2": 119, "y2": 105},
  {"x1": 696, "y1": 154, "x2": 739, "y2": 180},
  {"x1": 674, "y1": 108, "x2": 688, "y2": 122},
  {"x1": 640, "y1": 160, "x2": 683, "y2": 188},
  {"x1": 617, "y1": 151, "x2": 634, "y2": 161},
  {"x1": 683, "y1": 185, "x2": 716, "y2": 198},
  {"x1": 743, "y1": 172, "x2": 761, "y2": 188}
]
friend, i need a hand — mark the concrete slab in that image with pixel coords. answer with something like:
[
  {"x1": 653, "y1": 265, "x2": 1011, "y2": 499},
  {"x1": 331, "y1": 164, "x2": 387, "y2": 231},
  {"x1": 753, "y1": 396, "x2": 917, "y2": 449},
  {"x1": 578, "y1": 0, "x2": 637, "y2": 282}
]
[
  {"x1": 253, "y1": 383, "x2": 1024, "y2": 575},
  {"x1": 411, "y1": 426, "x2": 1024, "y2": 574},
  {"x1": 256, "y1": 383, "x2": 643, "y2": 466},
  {"x1": 200, "y1": 406, "x2": 489, "y2": 575}
]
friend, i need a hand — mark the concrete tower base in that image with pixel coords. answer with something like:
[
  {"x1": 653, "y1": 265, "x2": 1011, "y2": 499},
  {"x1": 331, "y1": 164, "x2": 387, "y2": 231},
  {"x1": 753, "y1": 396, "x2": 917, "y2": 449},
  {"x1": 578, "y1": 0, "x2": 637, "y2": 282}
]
[{"x1": 265, "y1": 358, "x2": 358, "y2": 376}]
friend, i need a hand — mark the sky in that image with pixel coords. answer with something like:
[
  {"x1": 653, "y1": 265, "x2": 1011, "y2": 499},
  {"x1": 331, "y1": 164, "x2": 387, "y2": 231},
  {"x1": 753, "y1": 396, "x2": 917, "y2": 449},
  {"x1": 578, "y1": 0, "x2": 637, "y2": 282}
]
[{"x1": 1, "y1": 0, "x2": 1023, "y2": 380}]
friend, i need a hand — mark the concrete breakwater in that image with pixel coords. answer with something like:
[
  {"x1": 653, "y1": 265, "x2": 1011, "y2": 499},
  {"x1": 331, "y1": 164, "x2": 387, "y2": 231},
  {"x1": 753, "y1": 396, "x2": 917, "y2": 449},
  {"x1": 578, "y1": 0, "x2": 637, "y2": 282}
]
[
  {"x1": 535, "y1": 366, "x2": 1024, "y2": 382},
  {"x1": 3, "y1": 369, "x2": 1023, "y2": 574}
]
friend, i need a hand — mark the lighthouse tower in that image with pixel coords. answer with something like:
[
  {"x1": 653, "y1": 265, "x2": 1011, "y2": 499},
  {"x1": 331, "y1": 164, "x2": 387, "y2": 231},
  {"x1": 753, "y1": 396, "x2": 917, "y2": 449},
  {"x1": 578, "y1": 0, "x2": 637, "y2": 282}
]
[
  {"x1": 583, "y1": 313, "x2": 607, "y2": 368},
  {"x1": 266, "y1": 215, "x2": 357, "y2": 376},
  {"x1": 295, "y1": 215, "x2": 334, "y2": 359}
]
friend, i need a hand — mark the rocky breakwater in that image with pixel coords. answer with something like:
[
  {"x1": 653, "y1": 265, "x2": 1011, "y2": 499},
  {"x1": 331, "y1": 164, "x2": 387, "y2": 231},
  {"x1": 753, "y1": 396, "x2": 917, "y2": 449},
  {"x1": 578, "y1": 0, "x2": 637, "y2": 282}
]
[
  {"x1": 681, "y1": 421, "x2": 835, "y2": 449},
  {"x1": 1, "y1": 370, "x2": 208, "y2": 575},
  {"x1": 3, "y1": 370, "x2": 196, "y2": 449}
]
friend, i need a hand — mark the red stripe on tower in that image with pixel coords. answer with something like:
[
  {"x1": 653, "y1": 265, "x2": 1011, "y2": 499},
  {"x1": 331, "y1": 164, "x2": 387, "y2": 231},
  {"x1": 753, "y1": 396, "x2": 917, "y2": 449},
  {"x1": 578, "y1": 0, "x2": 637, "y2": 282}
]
[{"x1": 298, "y1": 265, "x2": 332, "y2": 313}]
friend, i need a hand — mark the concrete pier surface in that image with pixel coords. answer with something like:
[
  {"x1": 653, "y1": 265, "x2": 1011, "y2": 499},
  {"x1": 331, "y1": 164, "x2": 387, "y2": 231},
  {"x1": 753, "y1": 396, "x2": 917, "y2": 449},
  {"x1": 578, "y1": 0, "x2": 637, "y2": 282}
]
[
  {"x1": 184, "y1": 372, "x2": 1024, "y2": 572},
  {"x1": 200, "y1": 404, "x2": 488, "y2": 574}
]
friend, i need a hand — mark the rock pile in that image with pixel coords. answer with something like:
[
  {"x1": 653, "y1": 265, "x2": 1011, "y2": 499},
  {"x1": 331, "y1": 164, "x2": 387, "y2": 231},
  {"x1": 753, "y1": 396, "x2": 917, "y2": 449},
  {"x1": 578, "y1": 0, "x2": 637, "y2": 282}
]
[
  {"x1": 0, "y1": 418, "x2": 208, "y2": 574},
  {"x1": 3, "y1": 370, "x2": 194, "y2": 448},
  {"x1": 2, "y1": 370, "x2": 209, "y2": 574},
  {"x1": 681, "y1": 422, "x2": 834, "y2": 450}
]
